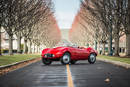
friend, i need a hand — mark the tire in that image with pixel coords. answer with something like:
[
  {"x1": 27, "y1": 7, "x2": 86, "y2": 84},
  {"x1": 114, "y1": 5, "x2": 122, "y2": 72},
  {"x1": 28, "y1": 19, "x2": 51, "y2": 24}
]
[
  {"x1": 61, "y1": 52, "x2": 71, "y2": 65},
  {"x1": 70, "y1": 60, "x2": 76, "y2": 64},
  {"x1": 88, "y1": 53, "x2": 96, "y2": 64},
  {"x1": 42, "y1": 58, "x2": 52, "y2": 65}
]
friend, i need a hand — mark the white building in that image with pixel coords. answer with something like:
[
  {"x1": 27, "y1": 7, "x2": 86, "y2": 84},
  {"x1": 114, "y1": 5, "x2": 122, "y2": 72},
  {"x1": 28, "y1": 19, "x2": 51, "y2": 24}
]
[{"x1": 1, "y1": 28, "x2": 24, "y2": 50}]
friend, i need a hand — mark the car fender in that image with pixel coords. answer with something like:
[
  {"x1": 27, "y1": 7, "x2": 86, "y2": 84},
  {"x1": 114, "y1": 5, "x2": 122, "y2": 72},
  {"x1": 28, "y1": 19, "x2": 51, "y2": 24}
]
[
  {"x1": 60, "y1": 48, "x2": 71, "y2": 55},
  {"x1": 86, "y1": 47, "x2": 98, "y2": 56},
  {"x1": 41, "y1": 48, "x2": 50, "y2": 56}
]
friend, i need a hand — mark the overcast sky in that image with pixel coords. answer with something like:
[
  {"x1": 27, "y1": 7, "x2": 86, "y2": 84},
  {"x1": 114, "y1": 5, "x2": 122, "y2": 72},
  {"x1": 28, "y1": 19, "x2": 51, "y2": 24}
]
[{"x1": 53, "y1": 0, "x2": 81, "y2": 29}]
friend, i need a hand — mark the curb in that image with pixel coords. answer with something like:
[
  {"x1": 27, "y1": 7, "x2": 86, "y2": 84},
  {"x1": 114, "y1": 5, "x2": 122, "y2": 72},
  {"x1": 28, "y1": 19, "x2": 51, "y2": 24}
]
[
  {"x1": 97, "y1": 57, "x2": 130, "y2": 69},
  {"x1": 0, "y1": 58, "x2": 40, "y2": 70}
]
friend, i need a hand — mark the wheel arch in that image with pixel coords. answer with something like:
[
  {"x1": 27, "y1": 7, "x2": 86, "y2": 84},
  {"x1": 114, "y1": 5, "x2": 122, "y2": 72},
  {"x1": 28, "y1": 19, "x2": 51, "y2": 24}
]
[
  {"x1": 63, "y1": 51, "x2": 71, "y2": 56},
  {"x1": 61, "y1": 51, "x2": 71, "y2": 65},
  {"x1": 90, "y1": 52, "x2": 97, "y2": 56}
]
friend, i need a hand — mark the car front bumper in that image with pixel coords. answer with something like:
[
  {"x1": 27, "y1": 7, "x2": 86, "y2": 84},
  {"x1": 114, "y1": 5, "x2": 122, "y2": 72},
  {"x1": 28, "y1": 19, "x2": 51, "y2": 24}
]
[{"x1": 42, "y1": 53, "x2": 62, "y2": 59}]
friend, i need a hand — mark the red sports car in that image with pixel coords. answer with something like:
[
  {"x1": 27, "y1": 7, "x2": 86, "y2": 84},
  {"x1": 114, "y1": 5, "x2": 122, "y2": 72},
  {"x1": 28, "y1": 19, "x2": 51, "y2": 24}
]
[{"x1": 41, "y1": 46, "x2": 97, "y2": 65}]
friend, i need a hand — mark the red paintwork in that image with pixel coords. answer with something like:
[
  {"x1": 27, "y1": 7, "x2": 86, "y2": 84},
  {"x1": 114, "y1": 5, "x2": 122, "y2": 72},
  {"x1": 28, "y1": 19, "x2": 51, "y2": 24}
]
[{"x1": 41, "y1": 46, "x2": 97, "y2": 60}]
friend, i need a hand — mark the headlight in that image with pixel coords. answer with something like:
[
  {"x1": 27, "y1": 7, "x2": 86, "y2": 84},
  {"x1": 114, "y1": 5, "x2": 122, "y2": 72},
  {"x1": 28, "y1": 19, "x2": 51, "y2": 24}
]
[
  {"x1": 52, "y1": 54, "x2": 55, "y2": 57},
  {"x1": 44, "y1": 54, "x2": 47, "y2": 58}
]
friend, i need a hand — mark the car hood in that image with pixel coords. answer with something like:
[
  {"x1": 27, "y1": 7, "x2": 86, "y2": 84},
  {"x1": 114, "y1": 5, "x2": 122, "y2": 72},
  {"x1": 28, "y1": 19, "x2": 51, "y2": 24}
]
[{"x1": 43, "y1": 47, "x2": 66, "y2": 54}]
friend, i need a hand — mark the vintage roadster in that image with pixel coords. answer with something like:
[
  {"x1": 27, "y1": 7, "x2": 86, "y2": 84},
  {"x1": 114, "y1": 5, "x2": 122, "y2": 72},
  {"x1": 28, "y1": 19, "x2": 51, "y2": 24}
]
[{"x1": 41, "y1": 46, "x2": 97, "y2": 65}]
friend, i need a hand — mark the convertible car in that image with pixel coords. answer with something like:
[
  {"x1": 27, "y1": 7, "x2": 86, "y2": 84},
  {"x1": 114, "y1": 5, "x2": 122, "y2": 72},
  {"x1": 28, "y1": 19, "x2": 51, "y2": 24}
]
[{"x1": 41, "y1": 46, "x2": 97, "y2": 65}]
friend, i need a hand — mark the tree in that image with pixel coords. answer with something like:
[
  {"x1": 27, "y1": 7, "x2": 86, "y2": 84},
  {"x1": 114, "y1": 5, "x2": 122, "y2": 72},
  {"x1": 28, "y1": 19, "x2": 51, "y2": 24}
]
[
  {"x1": 1, "y1": 0, "x2": 20, "y2": 55},
  {"x1": 79, "y1": 0, "x2": 129, "y2": 57},
  {"x1": 0, "y1": 0, "x2": 4, "y2": 55},
  {"x1": 1, "y1": 0, "x2": 61, "y2": 55},
  {"x1": 122, "y1": 0, "x2": 130, "y2": 56}
]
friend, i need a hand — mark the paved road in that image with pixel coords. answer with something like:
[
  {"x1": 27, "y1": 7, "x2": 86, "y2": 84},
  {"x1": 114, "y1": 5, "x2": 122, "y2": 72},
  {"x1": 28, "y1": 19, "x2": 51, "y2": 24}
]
[{"x1": 0, "y1": 60, "x2": 130, "y2": 87}]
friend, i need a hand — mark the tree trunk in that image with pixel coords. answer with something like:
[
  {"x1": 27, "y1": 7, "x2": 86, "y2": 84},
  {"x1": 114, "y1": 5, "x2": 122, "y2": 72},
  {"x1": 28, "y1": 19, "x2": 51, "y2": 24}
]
[
  {"x1": 108, "y1": 32, "x2": 113, "y2": 56},
  {"x1": 17, "y1": 34, "x2": 21, "y2": 54},
  {"x1": 126, "y1": 34, "x2": 130, "y2": 56},
  {"x1": 9, "y1": 35, "x2": 13, "y2": 55},
  {"x1": 94, "y1": 41, "x2": 97, "y2": 50},
  {"x1": 38, "y1": 46, "x2": 41, "y2": 53},
  {"x1": 114, "y1": 34, "x2": 120, "y2": 56},
  {"x1": 28, "y1": 40, "x2": 32, "y2": 54},
  {"x1": 126, "y1": 1, "x2": 130, "y2": 56},
  {"x1": 39, "y1": 46, "x2": 41, "y2": 53},
  {"x1": 33, "y1": 45, "x2": 35, "y2": 53},
  {"x1": 24, "y1": 38, "x2": 28, "y2": 54},
  {"x1": 37, "y1": 45, "x2": 39, "y2": 53},
  {"x1": 102, "y1": 43, "x2": 105, "y2": 55}
]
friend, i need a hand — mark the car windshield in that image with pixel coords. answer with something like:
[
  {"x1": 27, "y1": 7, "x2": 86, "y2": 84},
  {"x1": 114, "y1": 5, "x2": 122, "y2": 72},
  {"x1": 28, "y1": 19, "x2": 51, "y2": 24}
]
[
  {"x1": 53, "y1": 39, "x2": 79, "y2": 48},
  {"x1": 54, "y1": 43, "x2": 79, "y2": 48}
]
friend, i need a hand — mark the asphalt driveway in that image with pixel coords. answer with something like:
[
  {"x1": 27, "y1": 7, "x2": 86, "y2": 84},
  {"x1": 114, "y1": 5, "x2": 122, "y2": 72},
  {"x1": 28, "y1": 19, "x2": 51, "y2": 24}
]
[{"x1": 0, "y1": 60, "x2": 130, "y2": 87}]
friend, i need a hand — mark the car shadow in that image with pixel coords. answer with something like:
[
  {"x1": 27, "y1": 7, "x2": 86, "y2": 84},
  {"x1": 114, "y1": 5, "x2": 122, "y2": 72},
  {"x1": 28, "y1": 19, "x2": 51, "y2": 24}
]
[
  {"x1": 41, "y1": 63, "x2": 91, "y2": 67},
  {"x1": 41, "y1": 61, "x2": 100, "y2": 67},
  {"x1": 71, "y1": 63, "x2": 90, "y2": 66},
  {"x1": 41, "y1": 64, "x2": 65, "y2": 67}
]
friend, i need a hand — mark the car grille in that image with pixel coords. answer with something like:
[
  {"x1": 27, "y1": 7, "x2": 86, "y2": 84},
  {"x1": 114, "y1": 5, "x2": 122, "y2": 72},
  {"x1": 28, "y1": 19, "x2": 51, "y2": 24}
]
[{"x1": 44, "y1": 54, "x2": 53, "y2": 57}]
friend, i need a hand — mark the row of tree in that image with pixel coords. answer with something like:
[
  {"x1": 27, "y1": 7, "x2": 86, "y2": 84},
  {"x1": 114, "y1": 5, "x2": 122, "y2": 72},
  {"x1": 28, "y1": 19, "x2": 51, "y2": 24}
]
[
  {"x1": 0, "y1": 0, "x2": 61, "y2": 55},
  {"x1": 69, "y1": 0, "x2": 130, "y2": 57}
]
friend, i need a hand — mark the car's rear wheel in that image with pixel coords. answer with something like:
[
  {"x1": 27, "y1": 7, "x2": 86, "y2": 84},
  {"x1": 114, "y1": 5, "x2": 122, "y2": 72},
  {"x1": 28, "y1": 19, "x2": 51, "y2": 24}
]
[
  {"x1": 61, "y1": 52, "x2": 71, "y2": 65},
  {"x1": 88, "y1": 53, "x2": 96, "y2": 64},
  {"x1": 42, "y1": 58, "x2": 52, "y2": 65},
  {"x1": 70, "y1": 60, "x2": 77, "y2": 64}
]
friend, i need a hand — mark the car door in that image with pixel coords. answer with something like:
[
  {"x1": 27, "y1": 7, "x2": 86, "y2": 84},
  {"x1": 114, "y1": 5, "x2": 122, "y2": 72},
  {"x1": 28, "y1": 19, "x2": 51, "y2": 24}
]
[
  {"x1": 77, "y1": 47, "x2": 90, "y2": 59},
  {"x1": 68, "y1": 47, "x2": 79, "y2": 59},
  {"x1": 74, "y1": 47, "x2": 82, "y2": 59},
  {"x1": 77, "y1": 48, "x2": 86, "y2": 59},
  {"x1": 69, "y1": 47, "x2": 84, "y2": 60},
  {"x1": 81, "y1": 48, "x2": 89, "y2": 59}
]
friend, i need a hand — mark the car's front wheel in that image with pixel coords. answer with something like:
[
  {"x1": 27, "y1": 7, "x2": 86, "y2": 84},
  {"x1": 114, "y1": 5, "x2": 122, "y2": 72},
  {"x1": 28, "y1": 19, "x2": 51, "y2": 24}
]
[
  {"x1": 88, "y1": 53, "x2": 96, "y2": 64},
  {"x1": 42, "y1": 58, "x2": 52, "y2": 65},
  {"x1": 61, "y1": 52, "x2": 71, "y2": 65}
]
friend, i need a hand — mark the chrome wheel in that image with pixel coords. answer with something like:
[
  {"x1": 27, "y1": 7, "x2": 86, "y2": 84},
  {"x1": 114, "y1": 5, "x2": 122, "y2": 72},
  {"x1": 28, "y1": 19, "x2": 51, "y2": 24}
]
[
  {"x1": 61, "y1": 53, "x2": 71, "y2": 65},
  {"x1": 63, "y1": 55, "x2": 70, "y2": 63},
  {"x1": 90, "y1": 54, "x2": 96, "y2": 62},
  {"x1": 88, "y1": 54, "x2": 96, "y2": 64}
]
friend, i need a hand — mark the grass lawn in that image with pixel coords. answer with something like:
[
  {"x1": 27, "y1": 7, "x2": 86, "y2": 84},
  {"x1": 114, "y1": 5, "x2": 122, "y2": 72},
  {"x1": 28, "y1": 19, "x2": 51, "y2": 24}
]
[
  {"x1": 98, "y1": 55, "x2": 130, "y2": 64},
  {"x1": 0, "y1": 54, "x2": 41, "y2": 66}
]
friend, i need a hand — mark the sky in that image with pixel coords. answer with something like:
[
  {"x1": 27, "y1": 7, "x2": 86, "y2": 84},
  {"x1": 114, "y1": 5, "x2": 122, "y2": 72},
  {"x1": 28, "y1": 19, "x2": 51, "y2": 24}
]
[{"x1": 53, "y1": 0, "x2": 81, "y2": 29}]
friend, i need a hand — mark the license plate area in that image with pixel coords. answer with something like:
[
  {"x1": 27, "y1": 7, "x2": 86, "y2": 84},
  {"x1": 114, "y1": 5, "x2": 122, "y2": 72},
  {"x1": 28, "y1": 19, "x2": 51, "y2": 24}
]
[{"x1": 44, "y1": 54, "x2": 53, "y2": 58}]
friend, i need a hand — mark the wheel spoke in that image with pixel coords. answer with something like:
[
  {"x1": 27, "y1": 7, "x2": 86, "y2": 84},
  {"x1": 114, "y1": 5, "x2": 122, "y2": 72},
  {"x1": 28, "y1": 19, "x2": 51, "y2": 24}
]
[
  {"x1": 90, "y1": 54, "x2": 95, "y2": 62},
  {"x1": 63, "y1": 55, "x2": 70, "y2": 63}
]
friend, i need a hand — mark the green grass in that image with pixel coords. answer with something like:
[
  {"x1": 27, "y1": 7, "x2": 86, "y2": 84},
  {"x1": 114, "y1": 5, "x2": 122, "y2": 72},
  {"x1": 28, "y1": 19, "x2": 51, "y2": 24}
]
[
  {"x1": 0, "y1": 54, "x2": 41, "y2": 66},
  {"x1": 98, "y1": 55, "x2": 130, "y2": 64}
]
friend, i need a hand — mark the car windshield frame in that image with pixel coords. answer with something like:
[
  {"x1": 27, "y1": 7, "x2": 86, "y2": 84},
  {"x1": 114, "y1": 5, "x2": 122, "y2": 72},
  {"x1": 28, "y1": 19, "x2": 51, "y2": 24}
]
[{"x1": 53, "y1": 44, "x2": 79, "y2": 48}]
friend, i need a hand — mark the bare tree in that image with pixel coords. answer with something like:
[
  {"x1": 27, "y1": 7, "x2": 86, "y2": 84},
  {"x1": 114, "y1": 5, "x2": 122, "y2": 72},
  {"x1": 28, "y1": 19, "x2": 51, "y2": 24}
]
[
  {"x1": 1, "y1": 0, "x2": 21, "y2": 55},
  {"x1": 1, "y1": 0, "x2": 59, "y2": 55},
  {"x1": 18, "y1": 0, "x2": 53, "y2": 53},
  {"x1": 0, "y1": 0, "x2": 4, "y2": 55},
  {"x1": 122, "y1": 0, "x2": 130, "y2": 56}
]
